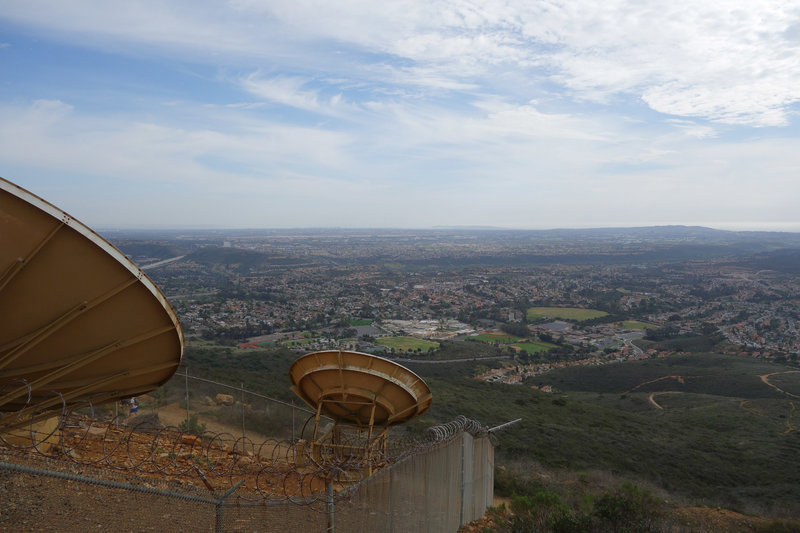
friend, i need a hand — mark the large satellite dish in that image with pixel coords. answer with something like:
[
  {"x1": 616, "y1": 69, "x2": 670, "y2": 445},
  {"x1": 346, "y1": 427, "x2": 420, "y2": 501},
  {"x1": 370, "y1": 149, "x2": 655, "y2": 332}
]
[
  {"x1": 0, "y1": 177, "x2": 184, "y2": 431},
  {"x1": 290, "y1": 350, "x2": 432, "y2": 428}
]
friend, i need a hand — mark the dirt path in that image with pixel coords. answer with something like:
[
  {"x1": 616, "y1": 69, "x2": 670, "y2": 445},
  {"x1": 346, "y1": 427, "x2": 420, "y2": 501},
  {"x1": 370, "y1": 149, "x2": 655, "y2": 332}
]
[
  {"x1": 759, "y1": 371, "x2": 800, "y2": 399},
  {"x1": 784, "y1": 401, "x2": 796, "y2": 434},
  {"x1": 647, "y1": 391, "x2": 681, "y2": 410},
  {"x1": 628, "y1": 375, "x2": 690, "y2": 394},
  {"x1": 739, "y1": 400, "x2": 764, "y2": 417},
  {"x1": 739, "y1": 389, "x2": 797, "y2": 434}
]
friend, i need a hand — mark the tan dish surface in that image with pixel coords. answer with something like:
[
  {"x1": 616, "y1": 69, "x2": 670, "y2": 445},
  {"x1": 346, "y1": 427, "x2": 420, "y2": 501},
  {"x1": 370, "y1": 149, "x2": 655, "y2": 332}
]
[
  {"x1": 289, "y1": 350, "x2": 432, "y2": 427},
  {"x1": 0, "y1": 177, "x2": 183, "y2": 430}
]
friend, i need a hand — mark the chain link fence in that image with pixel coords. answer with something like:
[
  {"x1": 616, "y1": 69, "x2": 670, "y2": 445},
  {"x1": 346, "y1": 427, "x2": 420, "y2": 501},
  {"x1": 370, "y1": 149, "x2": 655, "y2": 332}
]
[
  {"x1": 333, "y1": 431, "x2": 494, "y2": 532},
  {"x1": 139, "y1": 369, "x2": 317, "y2": 445},
  {"x1": 0, "y1": 371, "x2": 494, "y2": 532}
]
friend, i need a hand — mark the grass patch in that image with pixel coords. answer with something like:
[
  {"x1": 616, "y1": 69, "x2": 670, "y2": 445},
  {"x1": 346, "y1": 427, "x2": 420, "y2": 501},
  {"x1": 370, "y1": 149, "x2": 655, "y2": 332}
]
[
  {"x1": 513, "y1": 342, "x2": 557, "y2": 354},
  {"x1": 349, "y1": 318, "x2": 373, "y2": 326},
  {"x1": 617, "y1": 321, "x2": 656, "y2": 330},
  {"x1": 376, "y1": 336, "x2": 439, "y2": 352},
  {"x1": 473, "y1": 333, "x2": 525, "y2": 344},
  {"x1": 528, "y1": 306, "x2": 609, "y2": 321}
]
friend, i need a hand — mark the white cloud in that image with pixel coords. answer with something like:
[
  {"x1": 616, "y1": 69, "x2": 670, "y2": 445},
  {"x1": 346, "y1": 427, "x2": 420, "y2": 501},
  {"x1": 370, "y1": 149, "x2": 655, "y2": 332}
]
[
  {"x1": 0, "y1": 100, "x2": 353, "y2": 188},
  {"x1": 3, "y1": 94, "x2": 799, "y2": 229},
  {"x1": 239, "y1": 73, "x2": 366, "y2": 119},
  {"x1": 522, "y1": 1, "x2": 800, "y2": 126},
  {"x1": 3, "y1": 1, "x2": 800, "y2": 126},
  {"x1": 482, "y1": 104, "x2": 607, "y2": 141},
  {"x1": 0, "y1": 1, "x2": 257, "y2": 53},
  {"x1": 643, "y1": 80, "x2": 795, "y2": 127},
  {"x1": 240, "y1": 74, "x2": 321, "y2": 111},
  {"x1": 368, "y1": 65, "x2": 478, "y2": 93},
  {"x1": 664, "y1": 119, "x2": 718, "y2": 140}
]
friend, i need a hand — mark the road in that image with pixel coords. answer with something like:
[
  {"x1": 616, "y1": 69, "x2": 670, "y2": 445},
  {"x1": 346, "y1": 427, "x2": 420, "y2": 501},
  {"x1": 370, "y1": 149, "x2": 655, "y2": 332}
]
[
  {"x1": 140, "y1": 255, "x2": 185, "y2": 270},
  {"x1": 617, "y1": 331, "x2": 645, "y2": 356},
  {"x1": 390, "y1": 355, "x2": 512, "y2": 364}
]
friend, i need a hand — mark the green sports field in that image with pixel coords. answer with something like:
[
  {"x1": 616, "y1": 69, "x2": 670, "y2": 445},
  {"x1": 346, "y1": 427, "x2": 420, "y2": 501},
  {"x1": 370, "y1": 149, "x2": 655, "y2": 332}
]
[
  {"x1": 473, "y1": 333, "x2": 525, "y2": 344},
  {"x1": 513, "y1": 341, "x2": 557, "y2": 354},
  {"x1": 527, "y1": 306, "x2": 608, "y2": 321}
]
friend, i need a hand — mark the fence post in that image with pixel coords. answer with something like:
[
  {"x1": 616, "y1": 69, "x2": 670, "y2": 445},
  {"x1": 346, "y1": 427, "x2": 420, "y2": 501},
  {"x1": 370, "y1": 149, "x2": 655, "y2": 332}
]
[
  {"x1": 241, "y1": 382, "x2": 246, "y2": 441},
  {"x1": 184, "y1": 368, "x2": 190, "y2": 431},
  {"x1": 215, "y1": 479, "x2": 245, "y2": 533},
  {"x1": 326, "y1": 481, "x2": 335, "y2": 532},
  {"x1": 388, "y1": 464, "x2": 394, "y2": 531},
  {"x1": 460, "y1": 433, "x2": 466, "y2": 527}
]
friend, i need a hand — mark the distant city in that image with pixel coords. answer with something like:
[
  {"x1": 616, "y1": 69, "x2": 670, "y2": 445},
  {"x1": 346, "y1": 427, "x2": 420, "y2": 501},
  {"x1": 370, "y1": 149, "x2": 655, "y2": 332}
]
[{"x1": 112, "y1": 225, "x2": 800, "y2": 387}]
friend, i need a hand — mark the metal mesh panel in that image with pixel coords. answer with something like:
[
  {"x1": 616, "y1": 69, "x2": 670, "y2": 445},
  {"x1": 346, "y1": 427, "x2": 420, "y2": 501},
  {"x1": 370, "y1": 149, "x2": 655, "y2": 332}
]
[
  {"x1": 336, "y1": 434, "x2": 493, "y2": 533},
  {"x1": 216, "y1": 502, "x2": 328, "y2": 532},
  {"x1": 470, "y1": 435, "x2": 495, "y2": 523},
  {"x1": 0, "y1": 454, "x2": 216, "y2": 532}
]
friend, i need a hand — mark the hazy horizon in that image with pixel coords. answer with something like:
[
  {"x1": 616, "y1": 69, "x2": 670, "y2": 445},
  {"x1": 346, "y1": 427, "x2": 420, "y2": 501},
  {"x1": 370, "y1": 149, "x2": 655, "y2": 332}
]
[{"x1": 95, "y1": 222, "x2": 800, "y2": 234}]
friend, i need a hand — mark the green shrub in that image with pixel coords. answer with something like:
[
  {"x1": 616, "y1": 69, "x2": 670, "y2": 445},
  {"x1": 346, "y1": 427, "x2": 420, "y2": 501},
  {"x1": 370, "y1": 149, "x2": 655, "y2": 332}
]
[
  {"x1": 593, "y1": 482, "x2": 662, "y2": 532},
  {"x1": 509, "y1": 491, "x2": 571, "y2": 532},
  {"x1": 494, "y1": 466, "x2": 545, "y2": 498},
  {"x1": 179, "y1": 414, "x2": 207, "y2": 436}
]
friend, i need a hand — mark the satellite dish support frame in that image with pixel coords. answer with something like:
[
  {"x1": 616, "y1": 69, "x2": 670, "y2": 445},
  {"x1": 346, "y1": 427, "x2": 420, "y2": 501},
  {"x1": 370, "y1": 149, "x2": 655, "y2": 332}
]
[{"x1": 309, "y1": 396, "x2": 388, "y2": 476}]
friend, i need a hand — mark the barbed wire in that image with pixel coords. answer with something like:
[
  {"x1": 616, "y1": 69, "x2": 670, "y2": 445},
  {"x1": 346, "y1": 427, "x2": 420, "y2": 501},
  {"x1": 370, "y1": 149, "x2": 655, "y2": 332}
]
[{"x1": 0, "y1": 384, "x2": 486, "y2": 508}]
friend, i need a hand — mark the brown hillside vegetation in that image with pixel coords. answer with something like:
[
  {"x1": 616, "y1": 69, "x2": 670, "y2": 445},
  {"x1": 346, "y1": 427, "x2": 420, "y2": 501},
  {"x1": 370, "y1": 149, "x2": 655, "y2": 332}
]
[
  {"x1": 456, "y1": 462, "x2": 800, "y2": 533},
  {"x1": 459, "y1": 506, "x2": 773, "y2": 532}
]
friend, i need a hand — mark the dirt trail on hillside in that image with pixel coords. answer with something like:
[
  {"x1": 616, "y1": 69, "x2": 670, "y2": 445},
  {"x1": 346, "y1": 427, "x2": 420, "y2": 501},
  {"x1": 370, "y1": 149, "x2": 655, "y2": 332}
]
[
  {"x1": 784, "y1": 401, "x2": 796, "y2": 434},
  {"x1": 738, "y1": 395, "x2": 796, "y2": 434},
  {"x1": 739, "y1": 400, "x2": 763, "y2": 417},
  {"x1": 647, "y1": 391, "x2": 681, "y2": 410},
  {"x1": 759, "y1": 371, "x2": 800, "y2": 399},
  {"x1": 757, "y1": 370, "x2": 800, "y2": 435},
  {"x1": 628, "y1": 374, "x2": 694, "y2": 394}
]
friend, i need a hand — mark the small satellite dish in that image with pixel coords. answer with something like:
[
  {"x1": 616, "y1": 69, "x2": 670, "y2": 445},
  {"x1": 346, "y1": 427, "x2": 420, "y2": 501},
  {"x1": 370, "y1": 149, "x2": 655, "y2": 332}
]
[
  {"x1": 290, "y1": 350, "x2": 432, "y2": 428},
  {"x1": 290, "y1": 350, "x2": 432, "y2": 470},
  {"x1": 0, "y1": 177, "x2": 184, "y2": 431}
]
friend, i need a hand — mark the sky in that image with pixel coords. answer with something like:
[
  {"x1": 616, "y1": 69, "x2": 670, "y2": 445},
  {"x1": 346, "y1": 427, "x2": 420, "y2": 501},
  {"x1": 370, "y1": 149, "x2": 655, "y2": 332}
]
[{"x1": 1, "y1": 1, "x2": 799, "y2": 231}]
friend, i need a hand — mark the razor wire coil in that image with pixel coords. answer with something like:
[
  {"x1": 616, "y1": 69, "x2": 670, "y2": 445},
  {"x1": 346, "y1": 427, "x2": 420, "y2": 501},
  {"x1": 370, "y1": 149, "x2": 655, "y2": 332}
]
[{"x1": 0, "y1": 387, "x2": 486, "y2": 508}]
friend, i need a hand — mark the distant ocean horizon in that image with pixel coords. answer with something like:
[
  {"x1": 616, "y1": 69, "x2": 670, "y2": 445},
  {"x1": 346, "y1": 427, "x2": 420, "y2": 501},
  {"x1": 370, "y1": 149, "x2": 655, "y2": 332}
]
[{"x1": 95, "y1": 222, "x2": 800, "y2": 233}]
